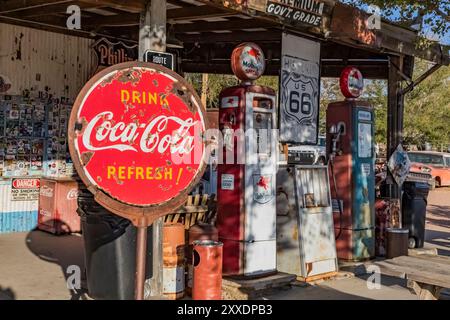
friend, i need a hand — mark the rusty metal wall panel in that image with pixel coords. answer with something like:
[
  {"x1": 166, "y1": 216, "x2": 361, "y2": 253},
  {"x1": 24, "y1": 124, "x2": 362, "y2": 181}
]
[
  {"x1": 0, "y1": 179, "x2": 39, "y2": 233},
  {"x1": 0, "y1": 23, "x2": 95, "y2": 100}
]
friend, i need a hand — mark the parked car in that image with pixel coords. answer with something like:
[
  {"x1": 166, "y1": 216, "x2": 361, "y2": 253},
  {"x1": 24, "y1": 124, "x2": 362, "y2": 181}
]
[
  {"x1": 288, "y1": 135, "x2": 327, "y2": 165},
  {"x1": 408, "y1": 151, "x2": 450, "y2": 188}
]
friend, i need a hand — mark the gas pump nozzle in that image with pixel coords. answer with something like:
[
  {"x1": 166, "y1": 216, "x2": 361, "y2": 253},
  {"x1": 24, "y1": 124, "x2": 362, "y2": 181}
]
[{"x1": 329, "y1": 122, "x2": 345, "y2": 161}]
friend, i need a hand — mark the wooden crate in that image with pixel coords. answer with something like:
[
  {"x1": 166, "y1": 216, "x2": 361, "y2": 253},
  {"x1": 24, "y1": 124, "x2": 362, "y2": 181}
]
[{"x1": 164, "y1": 194, "x2": 217, "y2": 229}]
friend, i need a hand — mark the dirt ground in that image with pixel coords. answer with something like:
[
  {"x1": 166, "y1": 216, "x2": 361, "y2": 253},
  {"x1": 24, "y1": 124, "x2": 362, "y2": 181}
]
[{"x1": 0, "y1": 189, "x2": 449, "y2": 300}]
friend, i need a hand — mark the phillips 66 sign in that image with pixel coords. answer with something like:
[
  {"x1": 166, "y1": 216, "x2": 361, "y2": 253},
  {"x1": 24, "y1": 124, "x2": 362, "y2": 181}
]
[
  {"x1": 68, "y1": 62, "x2": 208, "y2": 225},
  {"x1": 279, "y1": 34, "x2": 320, "y2": 144}
]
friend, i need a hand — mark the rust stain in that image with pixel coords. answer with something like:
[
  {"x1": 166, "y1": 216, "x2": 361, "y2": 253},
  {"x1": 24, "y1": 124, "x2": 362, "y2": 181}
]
[
  {"x1": 159, "y1": 184, "x2": 173, "y2": 191},
  {"x1": 100, "y1": 72, "x2": 117, "y2": 87},
  {"x1": 81, "y1": 151, "x2": 94, "y2": 166},
  {"x1": 117, "y1": 68, "x2": 142, "y2": 86},
  {"x1": 166, "y1": 160, "x2": 172, "y2": 166},
  {"x1": 170, "y1": 82, "x2": 196, "y2": 113},
  {"x1": 152, "y1": 79, "x2": 159, "y2": 87}
]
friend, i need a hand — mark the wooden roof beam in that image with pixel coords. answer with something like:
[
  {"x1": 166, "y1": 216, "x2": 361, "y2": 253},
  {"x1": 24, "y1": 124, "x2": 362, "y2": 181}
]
[
  {"x1": 77, "y1": 0, "x2": 144, "y2": 12},
  {"x1": 81, "y1": 5, "x2": 236, "y2": 27},
  {"x1": 173, "y1": 19, "x2": 276, "y2": 33},
  {"x1": 0, "y1": 0, "x2": 73, "y2": 14},
  {"x1": 6, "y1": 1, "x2": 105, "y2": 18}
]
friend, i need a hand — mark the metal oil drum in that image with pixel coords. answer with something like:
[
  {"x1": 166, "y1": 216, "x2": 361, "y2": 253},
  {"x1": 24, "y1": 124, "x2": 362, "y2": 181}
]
[{"x1": 163, "y1": 223, "x2": 185, "y2": 299}]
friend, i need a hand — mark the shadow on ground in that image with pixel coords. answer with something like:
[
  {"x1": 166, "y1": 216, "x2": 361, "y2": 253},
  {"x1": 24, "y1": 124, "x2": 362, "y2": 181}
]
[
  {"x1": 25, "y1": 224, "x2": 88, "y2": 300},
  {"x1": 0, "y1": 286, "x2": 15, "y2": 300}
]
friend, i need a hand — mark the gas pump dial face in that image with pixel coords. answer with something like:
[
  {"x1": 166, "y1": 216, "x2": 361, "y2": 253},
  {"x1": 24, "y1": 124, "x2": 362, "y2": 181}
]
[
  {"x1": 231, "y1": 42, "x2": 266, "y2": 81},
  {"x1": 340, "y1": 66, "x2": 364, "y2": 98}
]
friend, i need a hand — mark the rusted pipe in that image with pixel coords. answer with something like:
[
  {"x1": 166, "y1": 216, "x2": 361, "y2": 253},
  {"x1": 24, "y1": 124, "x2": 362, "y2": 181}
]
[{"x1": 135, "y1": 225, "x2": 148, "y2": 300}]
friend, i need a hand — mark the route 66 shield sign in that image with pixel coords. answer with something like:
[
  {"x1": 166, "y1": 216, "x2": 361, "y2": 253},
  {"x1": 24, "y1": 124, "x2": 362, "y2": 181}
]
[{"x1": 279, "y1": 54, "x2": 319, "y2": 144}]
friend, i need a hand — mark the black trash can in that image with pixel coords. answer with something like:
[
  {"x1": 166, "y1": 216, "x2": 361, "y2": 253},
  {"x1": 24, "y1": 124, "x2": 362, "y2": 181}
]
[
  {"x1": 78, "y1": 190, "x2": 152, "y2": 300},
  {"x1": 402, "y1": 173, "x2": 431, "y2": 249}
]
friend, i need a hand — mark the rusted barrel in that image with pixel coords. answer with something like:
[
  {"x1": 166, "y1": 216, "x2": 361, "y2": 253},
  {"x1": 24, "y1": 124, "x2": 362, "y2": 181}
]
[
  {"x1": 386, "y1": 228, "x2": 409, "y2": 259},
  {"x1": 192, "y1": 240, "x2": 223, "y2": 300},
  {"x1": 163, "y1": 223, "x2": 185, "y2": 299},
  {"x1": 186, "y1": 223, "x2": 219, "y2": 295}
]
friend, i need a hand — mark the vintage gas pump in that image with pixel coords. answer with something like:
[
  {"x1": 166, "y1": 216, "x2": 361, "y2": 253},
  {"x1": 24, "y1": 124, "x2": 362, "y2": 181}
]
[
  {"x1": 326, "y1": 66, "x2": 375, "y2": 261},
  {"x1": 217, "y1": 43, "x2": 277, "y2": 276}
]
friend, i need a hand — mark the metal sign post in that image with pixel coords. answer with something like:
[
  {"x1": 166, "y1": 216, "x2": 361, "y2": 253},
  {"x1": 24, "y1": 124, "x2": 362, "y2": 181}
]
[{"x1": 68, "y1": 62, "x2": 208, "y2": 301}]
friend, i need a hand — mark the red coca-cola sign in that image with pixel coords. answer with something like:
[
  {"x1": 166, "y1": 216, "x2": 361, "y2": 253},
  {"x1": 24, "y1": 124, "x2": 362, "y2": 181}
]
[{"x1": 69, "y1": 62, "x2": 208, "y2": 225}]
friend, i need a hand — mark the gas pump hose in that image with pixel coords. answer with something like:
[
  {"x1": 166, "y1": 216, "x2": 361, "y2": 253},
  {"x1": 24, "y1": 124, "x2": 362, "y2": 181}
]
[{"x1": 329, "y1": 158, "x2": 344, "y2": 240}]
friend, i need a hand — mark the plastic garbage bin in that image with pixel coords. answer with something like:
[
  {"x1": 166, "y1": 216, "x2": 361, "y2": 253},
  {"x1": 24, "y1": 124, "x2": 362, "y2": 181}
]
[
  {"x1": 402, "y1": 173, "x2": 431, "y2": 249},
  {"x1": 77, "y1": 191, "x2": 152, "y2": 300}
]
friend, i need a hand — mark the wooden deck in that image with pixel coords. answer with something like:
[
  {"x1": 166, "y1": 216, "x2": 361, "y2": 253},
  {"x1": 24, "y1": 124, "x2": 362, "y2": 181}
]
[{"x1": 372, "y1": 254, "x2": 450, "y2": 300}]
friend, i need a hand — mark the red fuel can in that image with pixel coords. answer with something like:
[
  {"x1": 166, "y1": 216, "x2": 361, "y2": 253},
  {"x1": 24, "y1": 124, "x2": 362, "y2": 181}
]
[{"x1": 192, "y1": 240, "x2": 223, "y2": 300}]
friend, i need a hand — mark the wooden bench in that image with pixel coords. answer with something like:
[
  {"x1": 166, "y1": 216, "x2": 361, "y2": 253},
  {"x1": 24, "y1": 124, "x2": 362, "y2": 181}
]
[
  {"x1": 371, "y1": 254, "x2": 450, "y2": 300},
  {"x1": 164, "y1": 194, "x2": 217, "y2": 229}
]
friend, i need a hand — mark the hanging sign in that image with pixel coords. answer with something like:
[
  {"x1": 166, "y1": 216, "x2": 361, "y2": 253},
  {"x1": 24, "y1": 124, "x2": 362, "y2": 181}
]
[
  {"x1": 231, "y1": 42, "x2": 265, "y2": 81},
  {"x1": 265, "y1": 0, "x2": 325, "y2": 27},
  {"x1": 279, "y1": 33, "x2": 320, "y2": 144},
  {"x1": 143, "y1": 50, "x2": 175, "y2": 71},
  {"x1": 340, "y1": 66, "x2": 364, "y2": 98},
  {"x1": 68, "y1": 62, "x2": 208, "y2": 225},
  {"x1": 92, "y1": 38, "x2": 138, "y2": 70}
]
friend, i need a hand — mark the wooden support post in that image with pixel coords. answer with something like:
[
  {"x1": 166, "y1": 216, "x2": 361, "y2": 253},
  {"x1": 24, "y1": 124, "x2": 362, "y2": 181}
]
[
  {"x1": 138, "y1": 0, "x2": 167, "y2": 300},
  {"x1": 386, "y1": 56, "x2": 402, "y2": 200},
  {"x1": 201, "y1": 73, "x2": 208, "y2": 108}
]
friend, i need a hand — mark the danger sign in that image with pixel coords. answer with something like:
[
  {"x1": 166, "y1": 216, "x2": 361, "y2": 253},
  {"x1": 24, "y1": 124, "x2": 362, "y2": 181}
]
[{"x1": 69, "y1": 62, "x2": 208, "y2": 225}]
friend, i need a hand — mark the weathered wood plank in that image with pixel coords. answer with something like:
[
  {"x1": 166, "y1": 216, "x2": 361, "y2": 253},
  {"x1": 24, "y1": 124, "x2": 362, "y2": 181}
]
[{"x1": 373, "y1": 258, "x2": 450, "y2": 289}]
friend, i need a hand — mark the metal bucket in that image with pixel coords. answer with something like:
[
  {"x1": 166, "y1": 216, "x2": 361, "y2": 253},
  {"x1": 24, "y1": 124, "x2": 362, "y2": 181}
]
[
  {"x1": 192, "y1": 240, "x2": 223, "y2": 300},
  {"x1": 186, "y1": 223, "x2": 219, "y2": 296},
  {"x1": 386, "y1": 228, "x2": 409, "y2": 259},
  {"x1": 163, "y1": 223, "x2": 185, "y2": 299}
]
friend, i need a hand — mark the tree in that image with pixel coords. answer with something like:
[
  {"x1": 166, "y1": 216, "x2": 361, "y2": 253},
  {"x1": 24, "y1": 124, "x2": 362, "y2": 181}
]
[{"x1": 343, "y1": 0, "x2": 450, "y2": 41}]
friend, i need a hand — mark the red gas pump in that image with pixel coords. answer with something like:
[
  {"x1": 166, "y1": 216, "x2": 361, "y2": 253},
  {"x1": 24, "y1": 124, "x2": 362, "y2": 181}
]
[
  {"x1": 326, "y1": 67, "x2": 375, "y2": 261},
  {"x1": 217, "y1": 43, "x2": 278, "y2": 276}
]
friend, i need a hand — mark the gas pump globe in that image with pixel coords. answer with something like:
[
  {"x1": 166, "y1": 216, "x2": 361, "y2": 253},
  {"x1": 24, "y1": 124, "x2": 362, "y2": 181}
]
[
  {"x1": 217, "y1": 43, "x2": 278, "y2": 276},
  {"x1": 326, "y1": 66, "x2": 376, "y2": 261}
]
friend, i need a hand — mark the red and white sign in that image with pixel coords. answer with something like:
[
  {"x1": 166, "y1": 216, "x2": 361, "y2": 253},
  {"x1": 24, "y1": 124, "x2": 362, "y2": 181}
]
[
  {"x1": 12, "y1": 178, "x2": 40, "y2": 189},
  {"x1": 231, "y1": 42, "x2": 266, "y2": 81},
  {"x1": 69, "y1": 62, "x2": 208, "y2": 223},
  {"x1": 221, "y1": 96, "x2": 239, "y2": 108},
  {"x1": 340, "y1": 66, "x2": 364, "y2": 98}
]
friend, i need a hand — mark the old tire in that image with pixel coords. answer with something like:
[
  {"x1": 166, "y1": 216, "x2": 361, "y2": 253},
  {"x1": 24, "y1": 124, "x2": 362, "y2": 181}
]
[{"x1": 408, "y1": 237, "x2": 416, "y2": 249}]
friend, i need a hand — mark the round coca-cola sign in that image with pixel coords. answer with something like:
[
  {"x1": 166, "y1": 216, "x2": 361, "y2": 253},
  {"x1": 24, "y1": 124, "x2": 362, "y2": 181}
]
[
  {"x1": 340, "y1": 66, "x2": 364, "y2": 98},
  {"x1": 69, "y1": 62, "x2": 208, "y2": 225}
]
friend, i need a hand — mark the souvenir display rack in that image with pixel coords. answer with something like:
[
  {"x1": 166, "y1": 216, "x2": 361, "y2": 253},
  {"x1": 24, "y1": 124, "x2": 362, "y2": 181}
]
[{"x1": 0, "y1": 94, "x2": 74, "y2": 178}]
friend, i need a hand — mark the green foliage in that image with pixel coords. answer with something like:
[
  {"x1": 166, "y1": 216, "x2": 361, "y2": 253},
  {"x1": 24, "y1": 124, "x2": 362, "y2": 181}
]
[
  {"x1": 403, "y1": 61, "x2": 450, "y2": 149},
  {"x1": 320, "y1": 61, "x2": 450, "y2": 149},
  {"x1": 344, "y1": 0, "x2": 450, "y2": 38},
  {"x1": 185, "y1": 73, "x2": 278, "y2": 108}
]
